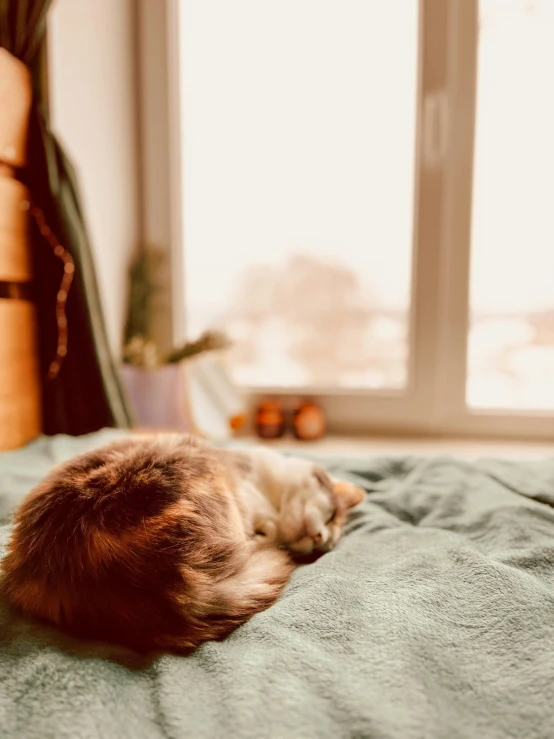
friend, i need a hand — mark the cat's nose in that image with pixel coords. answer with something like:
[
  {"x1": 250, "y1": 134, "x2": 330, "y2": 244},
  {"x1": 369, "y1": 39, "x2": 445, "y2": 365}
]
[
  {"x1": 304, "y1": 512, "x2": 329, "y2": 548},
  {"x1": 310, "y1": 529, "x2": 328, "y2": 547}
]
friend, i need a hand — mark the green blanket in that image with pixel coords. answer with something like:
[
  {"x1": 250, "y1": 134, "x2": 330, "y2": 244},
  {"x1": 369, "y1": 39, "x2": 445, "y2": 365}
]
[{"x1": 1, "y1": 432, "x2": 554, "y2": 739}]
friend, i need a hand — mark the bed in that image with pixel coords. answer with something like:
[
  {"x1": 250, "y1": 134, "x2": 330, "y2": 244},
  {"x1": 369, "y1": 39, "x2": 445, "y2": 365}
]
[{"x1": 1, "y1": 431, "x2": 554, "y2": 739}]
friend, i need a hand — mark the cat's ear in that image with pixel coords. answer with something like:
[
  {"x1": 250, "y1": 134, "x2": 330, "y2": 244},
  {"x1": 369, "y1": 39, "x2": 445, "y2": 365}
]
[{"x1": 332, "y1": 480, "x2": 365, "y2": 508}]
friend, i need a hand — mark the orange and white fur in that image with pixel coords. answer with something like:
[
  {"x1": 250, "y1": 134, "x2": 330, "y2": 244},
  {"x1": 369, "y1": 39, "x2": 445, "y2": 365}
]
[
  {"x1": 238, "y1": 444, "x2": 362, "y2": 554},
  {"x1": 1, "y1": 434, "x2": 364, "y2": 652}
]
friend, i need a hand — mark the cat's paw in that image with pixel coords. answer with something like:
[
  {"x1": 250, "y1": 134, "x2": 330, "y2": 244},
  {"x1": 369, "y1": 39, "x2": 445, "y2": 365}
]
[{"x1": 252, "y1": 517, "x2": 278, "y2": 543}]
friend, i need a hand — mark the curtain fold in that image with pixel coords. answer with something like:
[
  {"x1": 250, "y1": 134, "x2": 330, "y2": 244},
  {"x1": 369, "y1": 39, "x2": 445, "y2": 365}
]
[{"x1": 0, "y1": 0, "x2": 132, "y2": 434}]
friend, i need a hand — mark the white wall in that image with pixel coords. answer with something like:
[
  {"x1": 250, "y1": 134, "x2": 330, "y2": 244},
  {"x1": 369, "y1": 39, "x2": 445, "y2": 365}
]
[{"x1": 47, "y1": 0, "x2": 140, "y2": 357}]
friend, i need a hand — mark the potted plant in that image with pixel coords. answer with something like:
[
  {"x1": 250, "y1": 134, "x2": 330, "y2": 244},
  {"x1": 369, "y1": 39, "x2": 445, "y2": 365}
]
[{"x1": 121, "y1": 249, "x2": 231, "y2": 432}]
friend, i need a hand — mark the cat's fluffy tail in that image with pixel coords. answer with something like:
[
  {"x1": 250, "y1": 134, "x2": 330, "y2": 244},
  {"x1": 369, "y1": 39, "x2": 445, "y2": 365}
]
[
  {"x1": 160, "y1": 543, "x2": 294, "y2": 651},
  {"x1": 213, "y1": 543, "x2": 294, "y2": 614}
]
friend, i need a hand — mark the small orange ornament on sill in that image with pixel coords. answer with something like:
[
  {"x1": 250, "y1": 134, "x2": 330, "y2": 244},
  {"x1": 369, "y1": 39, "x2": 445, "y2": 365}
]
[
  {"x1": 292, "y1": 401, "x2": 326, "y2": 441},
  {"x1": 255, "y1": 400, "x2": 286, "y2": 439},
  {"x1": 230, "y1": 413, "x2": 246, "y2": 432}
]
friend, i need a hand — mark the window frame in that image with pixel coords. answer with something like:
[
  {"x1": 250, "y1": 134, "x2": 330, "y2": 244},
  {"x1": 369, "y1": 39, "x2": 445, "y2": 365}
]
[{"x1": 158, "y1": 0, "x2": 554, "y2": 439}]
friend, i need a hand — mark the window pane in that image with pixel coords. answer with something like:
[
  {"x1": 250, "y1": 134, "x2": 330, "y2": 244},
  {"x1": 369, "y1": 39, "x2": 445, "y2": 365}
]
[
  {"x1": 180, "y1": 0, "x2": 418, "y2": 389},
  {"x1": 467, "y1": 0, "x2": 554, "y2": 409}
]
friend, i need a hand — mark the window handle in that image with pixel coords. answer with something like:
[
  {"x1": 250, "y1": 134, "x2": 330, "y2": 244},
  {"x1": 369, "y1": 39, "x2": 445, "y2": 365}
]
[{"x1": 423, "y1": 90, "x2": 448, "y2": 169}]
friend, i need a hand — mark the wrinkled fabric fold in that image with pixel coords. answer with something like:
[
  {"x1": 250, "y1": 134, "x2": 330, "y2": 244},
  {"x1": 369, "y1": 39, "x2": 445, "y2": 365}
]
[{"x1": 2, "y1": 433, "x2": 554, "y2": 739}]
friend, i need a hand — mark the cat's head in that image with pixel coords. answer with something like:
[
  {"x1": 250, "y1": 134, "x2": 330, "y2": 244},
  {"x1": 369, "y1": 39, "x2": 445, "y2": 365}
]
[{"x1": 279, "y1": 463, "x2": 365, "y2": 556}]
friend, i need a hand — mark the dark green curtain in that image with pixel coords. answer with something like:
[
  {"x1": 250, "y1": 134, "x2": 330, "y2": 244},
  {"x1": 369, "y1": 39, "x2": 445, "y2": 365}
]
[{"x1": 0, "y1": 0, "x2": 132, "y2": 434}]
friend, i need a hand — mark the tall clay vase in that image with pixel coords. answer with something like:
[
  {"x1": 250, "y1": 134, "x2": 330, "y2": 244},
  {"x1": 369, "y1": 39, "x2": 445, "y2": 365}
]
[{"x1": 0, "y1": 49, "x2": 41, "y2": 450}]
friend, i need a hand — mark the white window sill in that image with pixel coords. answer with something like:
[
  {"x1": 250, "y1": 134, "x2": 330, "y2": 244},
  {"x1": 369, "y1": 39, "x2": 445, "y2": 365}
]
[{"x1": 237, "y1": 434, "x2": 554, "y2": 461}]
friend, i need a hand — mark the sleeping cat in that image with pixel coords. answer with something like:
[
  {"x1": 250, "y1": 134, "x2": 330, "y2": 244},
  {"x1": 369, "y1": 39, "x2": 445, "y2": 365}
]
[{"x1": 0, "y1": 434, "x2": 364, "y2": 652}]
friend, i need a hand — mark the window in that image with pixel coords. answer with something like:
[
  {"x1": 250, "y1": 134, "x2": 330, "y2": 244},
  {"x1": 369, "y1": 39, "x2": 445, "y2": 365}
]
[
  {"x1": 168, "y1": 0, "x2": 554, "y2": 437},
  {"x1": 179, "y1": 0, "x2": 418, "y2": 392},
  {"x1": 467, "y1": 0, "x2": 554, "y2": 411}
]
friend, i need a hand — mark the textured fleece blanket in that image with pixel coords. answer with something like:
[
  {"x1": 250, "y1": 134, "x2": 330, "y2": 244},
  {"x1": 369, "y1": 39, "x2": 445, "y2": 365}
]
[{"x1": 1, "y1": 432, "x2": 554, "y2": 739}]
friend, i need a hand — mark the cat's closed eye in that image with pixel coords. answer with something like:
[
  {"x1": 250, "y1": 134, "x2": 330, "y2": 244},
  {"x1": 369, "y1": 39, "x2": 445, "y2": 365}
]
[{"x1": 325, "y1": 507, "x2": 336, "y2": 525}]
